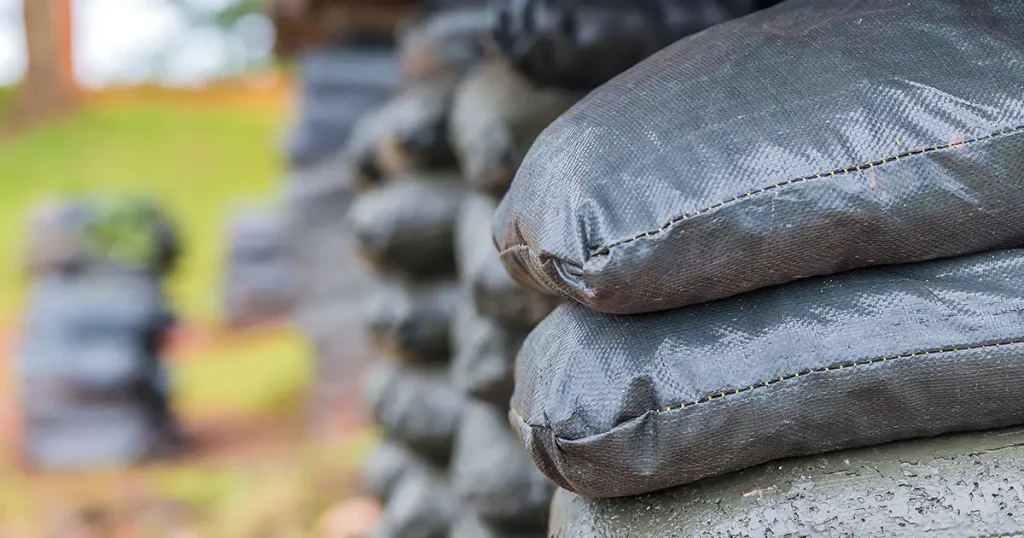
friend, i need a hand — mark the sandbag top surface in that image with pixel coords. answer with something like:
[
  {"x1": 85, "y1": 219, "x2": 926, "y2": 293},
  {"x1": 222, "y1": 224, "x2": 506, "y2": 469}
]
[{"x1": 495, "y1": 0, "x2": 1024, "y2": 314}]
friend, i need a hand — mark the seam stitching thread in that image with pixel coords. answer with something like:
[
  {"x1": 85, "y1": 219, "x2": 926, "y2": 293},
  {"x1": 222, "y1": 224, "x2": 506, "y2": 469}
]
[
  {"x1": 513, "y1": 339, "x2": 1024, "y2": 429},
  {"x1": 588, "y1": 125, "x2": 1024, "y2": 258}
]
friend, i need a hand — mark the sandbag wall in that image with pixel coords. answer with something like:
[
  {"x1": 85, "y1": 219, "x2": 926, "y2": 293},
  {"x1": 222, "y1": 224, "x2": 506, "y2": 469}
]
[
  {"x1": 489, "y1": 1, "x2": 1024, "y2": 535},
  {"x1": 19, "y1": 199, "x2": 187, "y2": 469},
  {"x1": 283, "y1": 37, "x2": 402, "y2": 432}
]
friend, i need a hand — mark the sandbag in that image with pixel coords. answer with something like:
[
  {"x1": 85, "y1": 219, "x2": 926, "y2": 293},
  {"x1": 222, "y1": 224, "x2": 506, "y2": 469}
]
[
  {"x1": 372, "y1": 467, "x2": 457, "y2": 538},
  {"x1": 344, "y1": 74, "x2": 460, "y2": 186},
  {"x1": 451, "y1": 401, "x2": 553, "y2": 529},
  {"x1": 367, "y1": 278, "x2": 459, "y2": 363},
  {"x1": 450, "y1": 511, "x2": 546, "y2": 538},
  {"x1": 364, "y1": 361, "x2": 464, "y2": 465},
  {"x1": 222, "y1": 207, "x2": 295, "y2": 327},
  {"x1": 349, "y1": 176, "x2": 465, "y2": 278},
  {"x1": 398, "y1": 4, "x2": 491, "y2": 81},
  {"x1": 514, "y1": 249, "x2": 1024, "y2": 498},
  {"x1": 448, "y1": 61, "x2": 580, "y2": 197},
  {"x1": 450, "y1": 294, "x2": 523, "y2": 407},
  {"x1": 495, "y1": 0, "x2": 1024, "y2": 315},
  {"x1": 549, "y1": 428, "x2": 1024, "y2": 537},
  {"x1": 491, "y1": 0, "x2": 780, "y2": 91},
  {"x1": 361, "y1": 440, "x2": 422, "y2": 502},
  {"x1": 457, "y1": 193, "x2": 558, "y2": 329}
]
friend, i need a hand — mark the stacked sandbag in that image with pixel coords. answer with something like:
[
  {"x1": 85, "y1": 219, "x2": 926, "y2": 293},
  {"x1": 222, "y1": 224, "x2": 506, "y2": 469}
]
[
  {"x1": 446, "y1": 59, "x2": 581, "y2": 537},
  {"x1": 347, "y1": 10, "x2": 485, "y2": 535},
  {"x1": 282, "y1": 35, "x2": 402, "y2": 431},
  {"x1": 18, "y1": 198, "x2": 187, "y2": 470},
  {"x1": 493, "y1": 0, "x2": 1024, "y2": 534},
  {"x1": 221, "y1": 205, "x2": 295, "y2": 328}
]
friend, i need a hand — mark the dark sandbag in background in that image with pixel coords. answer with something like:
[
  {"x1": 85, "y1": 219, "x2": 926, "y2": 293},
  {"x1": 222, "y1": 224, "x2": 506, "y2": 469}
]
[
  {"x1": 514, "y1": 249, "x2": 1024, "y2": 497},
  {"x1": 495, "y1": 0, "x2": 1024, "y2": 314},
  {"x1": 457, "y1": 193, "x2": 558, "y2": 330},
  {"x1": 451, "y1": 401, "x2": 553, "y2": 530},
  {"x1": 349, "y1": 176, "x2": 465, "y2": 278},
  {"x1": 448, "y1": 61, "x2": 581, "y2": 197},
  {"x1": 449, "y1": 295, "x2": 523, "y2": 407},
  {"x1": 222, "y1": 206, "x2": 295, "y2": 328},
  {"x1": 361, "y1": 440, "x2": 425, "y2": 503},
  {"x1": 345, "y1": 74, "x2": 461, "y2": 186},
  {"x1": 397, "y1": 3, "x2": 492, "y2": 81},
  {"x1": 372, "y1": 466, "x2": 458, "y2": 538},
  {"x1": 364, "y1": 361, "x2": 465, "y2": 466},
  {"x1": 549, "y1": 428, "x2": 1024, "y2": 537},
  {"x1": 491, "y1": 0, "x2": 782, "y2": 91},
  {"x1": 367, "y1": 278, "x2": 459, "y2": 363}
]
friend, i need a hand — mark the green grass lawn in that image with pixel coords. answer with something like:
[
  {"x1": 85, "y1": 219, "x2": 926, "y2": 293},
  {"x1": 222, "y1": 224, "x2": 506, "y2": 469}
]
[{"x1": 0, "y1": 97, "x2": 287, "y2": 323}]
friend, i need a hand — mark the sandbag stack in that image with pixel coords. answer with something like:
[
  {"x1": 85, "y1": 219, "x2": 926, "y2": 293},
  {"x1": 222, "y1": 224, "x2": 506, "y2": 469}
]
[
  {"x1": 347, "y1": 5, "x2": 491, "y2": 536},
  {"x1": 445, "y1": 59, "x2": 581, "y2": 537},
  {"x1": 18, "y1": 198, "x2": 187, "y2": 470},
  {"x1": 222, "y1": 204, "x2": 295, "y2": 328},
  {"x1": 283, "y1": 35, "x2": 402, "y2": 431},
  {"x1": 491, "y1": 1, "x2": 1024, "y2": 535}
]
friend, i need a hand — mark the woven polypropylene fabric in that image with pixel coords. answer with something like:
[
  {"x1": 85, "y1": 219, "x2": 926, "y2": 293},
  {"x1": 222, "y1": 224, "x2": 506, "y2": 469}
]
[
  {"x1": 513, "y1": 249, "x2": 1024, "y2": 498},
  {"x1": 495, "y1": 0, "x2": 1024, "y2": 315}
]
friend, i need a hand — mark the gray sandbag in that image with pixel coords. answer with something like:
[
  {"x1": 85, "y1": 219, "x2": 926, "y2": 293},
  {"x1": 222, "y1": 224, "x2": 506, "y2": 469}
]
[
  {"x1": 361, "y1": 440, "x2": 422, "y2": 502},
  {"x1": 449, "y1": 294, "x2": 523, "y2": 407},
  {"x1": 457, "y1": 193, "x2": 558, "y2": 329},
  {"x1": 344, "y1": 74, "x2": 460, "y2": 186},
  {"x1": 514, "y1": 248, "x2": 1024, "y2": 498},
  {"x1": 451, "y1": 401, "x2": 553, "y2": 530},
  {"x1": 367, "y1": 278, "x2": 459, "y2": 363},
  {"x1": 449, "y1": 61, "x2": 580, "y2": 197},
  {"x1": 364, "y1": 361, "x2": 464, "y2": 465},
  {"x1": 373, "y1": 467, "x2": 458, "y2": 538},
  {"x1": 350, "y1": 176, "x2": 465, "y2": 278},
  {"x1": 494, "y1": 0, "x2": 1024, "y2": 315},
  {"x1": 222, "y1": 206, "x2": 295, "y2": 327},
  {"x1": 449, "y1": 511, "x2": 546, "y2": 538},
  {"x1": 398, "y1": 5, "x2": 491, "y2": 81},
  {"x1": 549, "y1": 428, "x2": 1024, "y2": 537}
]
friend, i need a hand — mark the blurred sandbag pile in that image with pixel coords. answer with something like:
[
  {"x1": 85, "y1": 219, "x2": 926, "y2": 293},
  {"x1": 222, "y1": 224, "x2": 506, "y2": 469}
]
[
  {"x1": 19, "y1": 197, "x2": 188, "y2": 470},
  {"x1": 488, "y1": 1, "x2": 1024, "y2": 536},
  {"x1": 221, "y1": 204, "x2": 295, "y2": 328},
  {"x1": 280, "y1": 27, "x2": 403, "y2": 431}
]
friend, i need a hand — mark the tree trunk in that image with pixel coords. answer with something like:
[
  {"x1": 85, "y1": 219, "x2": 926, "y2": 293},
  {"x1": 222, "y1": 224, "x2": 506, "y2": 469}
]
[{"x1": 14, "y1": 0, "x2": 79, "y2": 123}]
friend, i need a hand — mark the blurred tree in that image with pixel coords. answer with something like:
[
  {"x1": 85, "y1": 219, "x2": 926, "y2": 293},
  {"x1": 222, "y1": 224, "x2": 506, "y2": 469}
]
[{"x1": 13, "y1": 0, "x2": 80, "y2": 123}]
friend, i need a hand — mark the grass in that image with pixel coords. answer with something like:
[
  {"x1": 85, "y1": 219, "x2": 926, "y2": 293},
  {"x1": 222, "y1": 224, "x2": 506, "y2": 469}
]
[{"x1": 0, "y1": 94, "x2": 288, "y2": 323}]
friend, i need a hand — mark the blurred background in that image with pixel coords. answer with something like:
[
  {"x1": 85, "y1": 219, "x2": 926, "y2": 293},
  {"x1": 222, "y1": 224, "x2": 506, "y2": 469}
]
[{"x1": 0, "y1": 1, "x2": 373, "y2": 536}]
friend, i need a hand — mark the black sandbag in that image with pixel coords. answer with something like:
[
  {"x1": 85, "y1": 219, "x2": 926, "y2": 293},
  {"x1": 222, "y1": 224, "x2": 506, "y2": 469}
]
[
  {"x1": 514, "y1": 249, "x2": 1024, "y2": 498},
  {"x1": 457, "y1": 193, "x2": 558, "y2": 329},
  {"x1": 495, "y1": 0, "x2": 1024, "y2": 315},
  {"x1": 450, "y1": 511, "x2": 546, "y2": 538},
  {"x1": 361, "y1": 440, "x2": 422, "y2": 502},
  {"x1": 366, "y1": 278, "x2": 459, "y2": 363},
  {"x1": 491, "y1": 0, "x2": 780, "y2": 91},
  {"x1": 398, "y1": 4, "x2": 491, "y2": 81},
  {"x1": 344, "y1": 74, "x2": 460, "y2": 186},
  {"x1": 550, "y1": 428, "x2": 1024, "y2": 537},
  {"x1": 364, "y1": 361, "x2": 464, "y2": 465},
  {"x1": 451, "y1": 401, "x2": 554, "y2": 529},
  {"x1": 372, "y1": 467, "x2": 458, "y2": 538},
  {"x1": 222, "y1": 207, "x2": 295, "y2": 327},
  {"x1": 449, "y1": 61, "x2": 580, "y2": 197},
  {"x1": 449, "y1": 294, "x2": 523, "y2": 407},
  {"x1": 349, "y1": 176, "x2": 465, "y2": 278}
]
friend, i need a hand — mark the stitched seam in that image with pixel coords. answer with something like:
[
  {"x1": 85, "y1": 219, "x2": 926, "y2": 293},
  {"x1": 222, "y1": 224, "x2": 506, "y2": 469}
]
[
  {"x1": 587, "y1": 124, "x2": 1024, "y2": 258},
  {"x1": 513, "y1": 339, "x2": 1024, "y2": 430}
]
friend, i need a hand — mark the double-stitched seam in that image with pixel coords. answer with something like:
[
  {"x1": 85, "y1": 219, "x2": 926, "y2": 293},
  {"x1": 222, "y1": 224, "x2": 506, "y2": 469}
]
[
  {"x1": 512, "y1": 339, "x2": 1024, "y2": 430},
  {"x1": 586, "y1": 124, "x2": 1024, "y2": 258}
]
